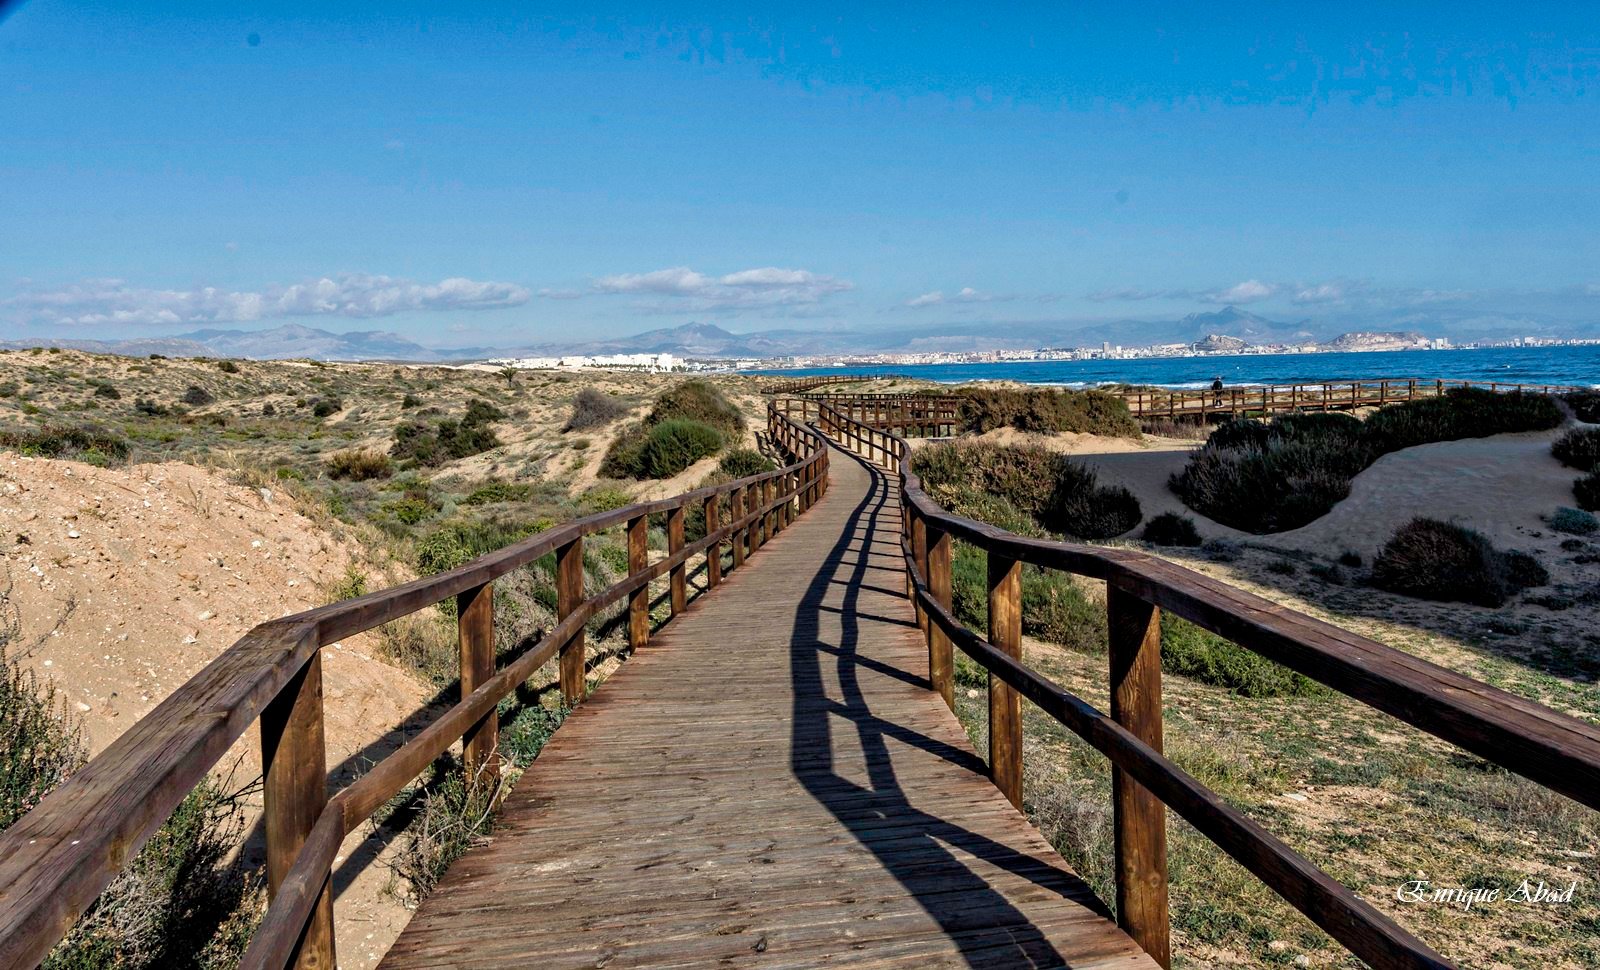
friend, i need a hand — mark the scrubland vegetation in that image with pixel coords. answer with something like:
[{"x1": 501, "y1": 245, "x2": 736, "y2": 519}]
[
  {"x1": 956, "y1": 386, "x2": 1140, "y2": 437},
  {"x1": 913, "y1": 439, "x2": 1142, "y2": 541},
  {"x1": 1173, "y1": 389, "x2": 1565, "y2": 533},
  {"x1": 0, "y1": 349, "x2": 779, "y2": 961}
]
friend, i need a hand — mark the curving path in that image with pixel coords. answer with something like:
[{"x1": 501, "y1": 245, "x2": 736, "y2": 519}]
[{"x1": 379, "y1": 445, "x2": 1156, "y2": 969}]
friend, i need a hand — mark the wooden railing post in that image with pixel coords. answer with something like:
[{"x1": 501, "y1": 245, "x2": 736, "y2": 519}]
[
  {"x1": 627, "y1": 513, "x2": 649, "y2": 650},
  {"x1": 765, "y1": 478, "x2": 777, "y2": 538},
  {"x1": 1107, "y1": 585, "x2": 1171, "y2": 967},
  {"x1": 668, "y1": 506, "x2": 687, "y2": 616},
  {"x1": 457, "y1": 581, "x2": 499, "y2": 779},
  {"x1": 704, "y1": 495, "x2": 722, "y2": 588},
  {"x1": 557, "y1": 536, "x2": 586, "y2": 706},
  {"x1": 261, "y1": 654, "x2": 335, "y2": 970},
  {"x1": 731, "y1": 488, "x2": 746, "y2": 569},
  {"x1": 926, "y1": 525, "x2": 954, "y2": 710},
  {"x1": 912, "y1": 512, "x2": 929, "y2": 637},
  {"x1": 987, "y1": 553, "x2": 1023, "y2": 810}
]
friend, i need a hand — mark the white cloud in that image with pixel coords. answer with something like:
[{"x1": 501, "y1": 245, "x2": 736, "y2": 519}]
[
  {"x1": 906, "y1": 286, "x2": 1002, "y2": 308},
  {"x1": 1088, "y1": 279, "x2": 1276, "y2": 305},
  {"x1": 1205, "y1": 279, "x2": 1275, "y2": 304},
  {"x1": 1292, "y1": 283, "x2": 1344, "y2": 304},
  {"x1": 7, "y1": 274, "x2": 530, "y2": 327},
  {"x1": 590, "y1": 265, "x2": 851, "y2": 311}
]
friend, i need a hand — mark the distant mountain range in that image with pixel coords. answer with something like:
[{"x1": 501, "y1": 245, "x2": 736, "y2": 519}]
[{"x1": 1, "y1": 306, "x2": 1589, "y2": 362}]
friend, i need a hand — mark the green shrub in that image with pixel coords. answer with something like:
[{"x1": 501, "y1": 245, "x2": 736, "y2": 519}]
[
  {"x1": 180, "y1": 386, "x2": 214, "y2": 407},
  {"x1": 1363, "y1": 388, "x2": 1562, "y2": 451},
  {"x1": 1160, "y1": 615, "x2": 1330, "y2": 698},
  {"x1": 579, "y1": 485, "x2": 633, "y2": 513},
  {"x1": 2, "y1": 647, "x2": 86, "y2": 830},
  {"x1": 1174, "y1": 392, "x2": 1562, "y2": 534},
  {"x1": 215, "y1": 360, "x2": 239, "y2": 374},
  {"x1": 718, "y1": 448, "x2": 775, "y2": 479},
  {"x1": 325, "y1": 447, "x2": 392, "y2": 481},
  {"x1": 957, "y1": 388, "x2": 1139, "y2": 437},
  {"x1": 387, "y1": 757, "x2": 499, "y2": 907},
  {"x1": 44, "y1": 777, "x2": 262, "y2": 970},
  {"x1": 602, "y1": 419, "x2": 723, "y2": 480},
  {"x1": 649, "y1": 380, "x2": 743, "y2": 435},
  {"x1": 636, "y1": 420, "x2": 723, "y2": 478},
  {"x1": 563, "y1": 387, "x2": 629, "y2": 432},
  {"x1": 92, "y1": 383, "x2": 121, "y2": 400},
  {"x1": 1552, "y1": 427, "x2": 1600, "y2": 472},
  {"x1": 401, "y1": 393, "x2": 422, "y2": 409},
  {"x1": 462, "y1": 481, "x2": 533, "y2": 505},
  {"x1": 913, "y1": 441, "x2": 1141, "y2": 540},
  {"x1": 498, "y1": 703, "x2": 569, "y2": 768},
  {"x1": 1141, "y1": 512, "x2": 1202, "y2": 547},
  {"x1": 1020, "y1": 568, "x2": 1106, "y2": 653},
  {"x1": 310, "y1": 397, "x2": 342, "y2": 418},
  {"x1": 392, "y1": 400, "x2": 503, "y2": 467},
  {"x1": 0, "y1": 425, "x2": 131, "y2": 465},
  {"x1": 1371, "y1": 518, "x2": 1544, "y2": 607},
  {"x1": 1575, "y1": 472, "x2": 1600, "y2": 512},
  {"x1": 1565, "y1": 391, "x2": 1600, "y2": 423},
  {"x1": 1546, "y1": 506, "x2": 1599, "y2": 536}
]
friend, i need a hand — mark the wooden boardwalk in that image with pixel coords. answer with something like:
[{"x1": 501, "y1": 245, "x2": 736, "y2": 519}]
[{"x1": 380, "y1": 447, "x2": 1155, "y2": 969}]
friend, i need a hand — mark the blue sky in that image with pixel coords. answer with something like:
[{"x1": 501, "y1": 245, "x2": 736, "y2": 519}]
[{"x1": 4, "y1": 3, "x2": 1600, "y2": 347}]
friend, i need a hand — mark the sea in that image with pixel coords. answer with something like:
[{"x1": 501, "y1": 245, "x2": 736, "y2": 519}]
[{"x1": 751, "y1": 345, "x2": 1600, "y2": 390}]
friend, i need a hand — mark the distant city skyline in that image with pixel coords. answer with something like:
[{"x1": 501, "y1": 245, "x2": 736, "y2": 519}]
[{"x1": 5, "y1": 5, "x2": 1600, "y2": 346}]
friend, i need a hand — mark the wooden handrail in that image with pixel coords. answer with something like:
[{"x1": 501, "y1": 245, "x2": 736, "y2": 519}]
[
  {"x1": 0, "y1": 402, "x2": 830, "y2": 970},
  {"x1": 794, "y1": 377, "x2": 1584, "y2": 435},
  {"x1": 765, "y1": 373, "x2": 903, "y2": 394},
  {"x1": 800, "y1": 398, "x2": 1600, "y2": 970}
]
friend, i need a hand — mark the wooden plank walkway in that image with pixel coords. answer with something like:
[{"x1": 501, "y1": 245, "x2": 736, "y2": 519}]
[{"x1": 380, "y1": 447, "x2": 1157, "y2": 969}]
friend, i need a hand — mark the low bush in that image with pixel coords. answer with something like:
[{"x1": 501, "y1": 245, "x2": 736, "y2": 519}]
[
  {"x1": 325, "y1": 447, "x2": 393, "y2": 481},
  {"x1": 310, "y1": 397, "x2": 343, "y2": 418},
  {"x1": 216, "y1": 360, "x2": 240, "y2": 374},
  {"x1": 650, "y1": 380, "x2": 743, "y2": 435},
  {"x1": 1141, "y1": 512, "x2": 1201, "y2": 547},
  {"x1": 1575, "y1": 472, "x2": 1600, "y2": 512},
  {"x1": 563, "y1": 388, "x2": 629, "y2": 432},
  {"x1": 957, "y1": 387, "x2": 1139, "y2": 438},
  {"x1": 718, "y1": 448, "x2": 775, "y2": 479},
  {"x1": 1546, "y1": 506, "x2": 1599, "y2": 536},
  {"x1": 92, "y1": 383, "x2": 121, "y2": 400},
  {"x1": 462, "y1": 481, "x2": 533, "y2": 505},
  {"x1": 392, "y1": 400, "x2": 504, "y2": 468},
  {"x1": 1565, "y1": 390, "x2": 1600, "y2": 423},
  {"x1": 1371, "y1": 518, "x2": 1546, "y2": 607},
  {"x1": 401, "y1": 393, "x2": 422, "y2": 410},
  {"x1": 1160, "y1": 615, "x2": 1330, "y2": 698},
  {"x1": 1173, "y1": 391, "x2": 1564, "y2": 534},
  {"x1": 914, "y1": 441, "x2": 1141, "y2": 540},
  {"x1": 1552, "y1": 427, "x2": 1600, "y2": 472},
  {"x1": 386, "y1": 757, "x2": 499, "y2": 907},
  {"x1": 44, "y1": 777, "x2": 263, "y2": 969},
  {"x1": 1362, "y1": 387, "x2": 1562, "y2": 452},
  {"x1": 601, "y1": 419, "x2": 723, "y2": 480},
  {"x1": 636, "y1": 420, "x2": 723, "y2": 478},
  {"x1": 2, "y1": 646, "x2": 86, "y2": 830},
  {"x1": 0, "y1": 425, "x2": 131, "y2": 466},
  {"x1": 180, "y1": 386, "x2": 214, "y2": 407}
]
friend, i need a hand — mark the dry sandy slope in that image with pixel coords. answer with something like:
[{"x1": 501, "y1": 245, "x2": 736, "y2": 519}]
[{"x1": 0, "y1": 454, "x2": 430, "y2": 968}]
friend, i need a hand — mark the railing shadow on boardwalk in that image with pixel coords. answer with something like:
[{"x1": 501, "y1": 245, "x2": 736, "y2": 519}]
[{"x1": 786, "y1": 444, "x2": 1112, "y2": 967}]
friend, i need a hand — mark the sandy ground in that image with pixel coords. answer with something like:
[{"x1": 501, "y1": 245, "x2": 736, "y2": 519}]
[{"x1": 0, "y1": 455, "x2": 430, "y2": 969}]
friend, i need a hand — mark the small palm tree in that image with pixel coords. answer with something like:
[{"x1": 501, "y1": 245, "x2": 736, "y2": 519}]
[{"x1": 498, "y1": 367, "x2": 518, "y2": 387}]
